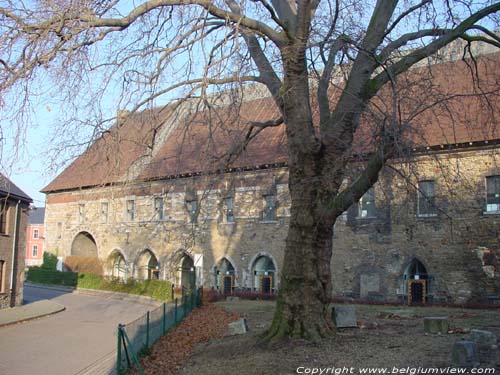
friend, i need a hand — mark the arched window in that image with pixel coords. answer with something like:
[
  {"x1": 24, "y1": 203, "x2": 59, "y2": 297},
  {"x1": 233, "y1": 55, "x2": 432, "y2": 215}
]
[
  {"x1": 214, "y1": 258, "x2": 235, "y2": 294},
  {"x1": 404, "y1": 258, "x2": 429, "y2": 304},
  {"x1": 178, "y1": 254, "x2": 195, "y2": 290},
  {"x1": 108, "y1": 251, "x2": 127, "y2": 280},
  {"x1": 136, "y1": 250, "x2": 159, "y2": 280},
  {"x1": 71, "y1": 231, "x2": 97, "y2": 257},
  {"x1": 251, "y1": 255, "x2": 276, "y2": 293}
]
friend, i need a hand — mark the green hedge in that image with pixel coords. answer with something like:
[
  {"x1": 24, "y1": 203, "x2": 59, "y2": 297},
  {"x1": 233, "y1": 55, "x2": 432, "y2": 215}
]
[
  {"x1": 27, "y1": 267, "x2": 77, "y2": 286},
  {"x1": 27, "y1": 268, "x2": 173, "y2": 301}
]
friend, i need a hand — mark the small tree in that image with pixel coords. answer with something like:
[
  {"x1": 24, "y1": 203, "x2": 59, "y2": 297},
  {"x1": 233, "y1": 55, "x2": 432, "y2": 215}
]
[{"x1": 41, "y1": 252, "x2": 58, "y2": 271}]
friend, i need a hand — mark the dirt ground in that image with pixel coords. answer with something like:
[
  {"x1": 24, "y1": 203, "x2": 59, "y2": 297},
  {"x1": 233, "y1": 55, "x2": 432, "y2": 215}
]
[{"x1": 181, "y1": 301, "x2": 500, "y2": 375}]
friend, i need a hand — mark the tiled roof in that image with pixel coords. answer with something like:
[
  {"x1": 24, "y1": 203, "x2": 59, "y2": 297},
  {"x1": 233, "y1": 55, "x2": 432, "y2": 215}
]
[
  {"x1": 0, "y1": 173, "x2": 32, "y2": 202},
  {"x1": 42, "y1": 52, "x2": 500, "y2": 193}
]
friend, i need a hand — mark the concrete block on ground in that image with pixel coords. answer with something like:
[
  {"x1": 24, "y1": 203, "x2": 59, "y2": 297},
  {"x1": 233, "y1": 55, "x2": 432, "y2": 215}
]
[
  {"x1": 227, "y1": 318, "x2": 248, "y2": 335},
  {"x1": 469, "y1": 329, "x2": 497, "y2": 348},
  {"x1": 451, "y1": 341, "x2": 479, "y2": 368},
  {"x1": 332, "y1": 305, "x2": 357, "y2": 328},
  {"x1": 225, "y1": 296, "x2": 240, "y2": 302},
  {"x1": 424, "y1": 316, "x2": 449, "y2": 334}
]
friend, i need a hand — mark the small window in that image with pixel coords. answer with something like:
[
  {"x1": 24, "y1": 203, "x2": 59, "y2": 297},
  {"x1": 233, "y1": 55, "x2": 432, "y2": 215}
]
[
  {"x1": 101, "y1": 202, "x2": 109, "y2": 223},
  {"x1": 417, "y1": 180, "x2": 437, "y2": 216},
  {"x1": 154, "y1": 197, "x2": 164, "y2": 220},
  {"x1": 263, "y1": 195, "x2": 277, "y2": 221},
  {"x1": 57, "y1": 222, "x2": 62, "y2": 239},
  {"x1": 486, "y1": 176, "x2": 500, "y2": 213},
  {"x1": 358, "y1": 188, "x2": 376, "y2": 218},
  {"x1": 224, "y1": 197, "x2": 235, "y2": 223},
  {"x1": 78, "y1": 204, "x2": 85, "y2": 224},
  {"x1": 33, "y1": 228, "x2": 39, "y2": 239},
  {"x1": 126, "y1": 200, "x2": 135, "y2": 221},
  {"x1": 0, "y1": 260, "x2": 4, "y2": 293},
  {"x1": 0, "y1": 200, "x2": 8, "y2": 234},
  {"x1": 32, "y1": 245, "x2": 38, "y2": 257},
  {"x1": 186, "y1": 200, "x2": 198, "y2": 223}
]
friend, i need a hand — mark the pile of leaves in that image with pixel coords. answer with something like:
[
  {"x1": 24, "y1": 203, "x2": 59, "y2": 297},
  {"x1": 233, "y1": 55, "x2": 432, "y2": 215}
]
[{"x1": 130, "y1": 304, "x2": 240, "y2": 375}]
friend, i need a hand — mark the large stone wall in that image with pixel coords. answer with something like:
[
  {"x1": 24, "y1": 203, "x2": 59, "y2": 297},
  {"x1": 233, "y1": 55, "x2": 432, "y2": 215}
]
[{"x1": 44, "y1": 148, "x2": 500, "y2": 302}]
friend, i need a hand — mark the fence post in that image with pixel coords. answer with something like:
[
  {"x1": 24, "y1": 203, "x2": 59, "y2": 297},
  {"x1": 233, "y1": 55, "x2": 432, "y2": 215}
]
[
  {"x1": 174, "y1": 298, "x2": 178, "y2": 323},
  {"x1": 162, "y1": 302, "x2": 166, "y2": 334},
  {"x1": 117, "y1": 324, "x2": 122, "y2": 374},
  {"x1": 171, "y1": 284, "x2": 175, "y2": 303},
  {"x1": 146, "y1": 311, "x2": 150, "y2": 349}
]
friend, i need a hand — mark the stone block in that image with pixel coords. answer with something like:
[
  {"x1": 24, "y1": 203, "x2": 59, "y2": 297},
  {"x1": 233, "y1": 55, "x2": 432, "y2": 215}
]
[
  {"x1": 469, "y1": 329, "x2": 497, "y2": 348},
  {"x1": 227, "y1": 318, "x2": 248, "y2": 335},
  {"x1": 424, "y1": 317, "x2": 449, "y2": 334},
  {"x1": 332, "y1": 305, "x2": 357, "y2": 328},
  {"x1": 226, "y1": 296, "x2": 240, "y2": 302},
  {"x1": 451, "y1": 341, "x2": 479, "y2": 368}
]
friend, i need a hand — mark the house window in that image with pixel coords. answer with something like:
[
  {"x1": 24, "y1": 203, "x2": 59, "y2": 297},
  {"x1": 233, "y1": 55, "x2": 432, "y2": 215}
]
[
  {"x1": 32, "y1": 245, "x2": 38, "y2": 257},
  {"x1": 263, "y1": 194, "x2": 277, "y2": 221},
  {"x1": 0, "y1": 260, "x2": 4, "y2": 293},
  {"x1": 33, "y1": 228, "x2": 39, "y2": 239},
  {"x1": 417, "y1": 180, "x2": 437, "y2": 216},
  {"x1": 101, "y1": 202, "x2": 109, "y2": 223},
  {"x1": 126, "y1": 200, "x2": 135, "y2": 221},
  {"x1": 0, "y1": 200, "x2": 8, "y2": 234},
  {"x1": 57, "y1": 222, "x2": 62, "y2": 239},
  {"x1": 78, "y1": 204, "x2": 85, "y2": 224},
  {"x1": 186, "y1": 200, "x2": 198, "y2": 223},
  {"x1": 358, "y1": 188, "x2": 376, "y2": 218},
  {"x1": 154, "y1": 197, "x2": 164, "y2": 220},
  {"x1": 224, "y1": 197, "x2": 235, "y2": 223},
  {"x1": 486, "y1": 176, "x2": 500, "y2": 212}
]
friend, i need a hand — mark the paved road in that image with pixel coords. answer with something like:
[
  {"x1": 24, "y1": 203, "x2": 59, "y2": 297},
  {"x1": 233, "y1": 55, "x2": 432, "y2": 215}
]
[{"x1": 0, "y1": 285, "x2": 155, "y2": 375}]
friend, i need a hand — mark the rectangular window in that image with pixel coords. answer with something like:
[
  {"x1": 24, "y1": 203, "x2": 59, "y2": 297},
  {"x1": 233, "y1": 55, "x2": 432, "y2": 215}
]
[
  {"x1": 101, "y1": 202, "x2": 109, "y2": 223},
  {"x1": 417, "y1": 180, "x2": 437, "y2": 216},
  {"x1": 78, "y1": 204, "x2": 85, "y2": 224},
  {"x1": 57, "y1": 222, "x2": 62, "y2": 239},
  {"x1": 186, "y1": 200, "x2": 198, "y2": 223},
  {"x1": 126, "y1": 200, "x2": 135, "y2": 221},
  {"x1": 0, "y1": 260, "x2": 4, "y2": 293},
  {"x1": 154, "y1": 197, "x2": 164, "y2": 220},
  {"x1": 486, "y1": 176, "x2": 500, "y2": 212},
  {"x1": 358, "y1": 188, "x2": 376, "y2": 218},
  {"x1": 0, "y1": 200, "x2": 8, "y2": 234},
  {"x1": 224, "y1": 197, "x2": 235, "y2": 223},
  {"x1": 263, "y1": 195, "x2": 277, "y2": 221},
  {"x1": 32, "y1": 245, "x2": 38, "y2": 257},
  {"x1": 33, "y1": 228, "x2": 39, "y2": 239}
]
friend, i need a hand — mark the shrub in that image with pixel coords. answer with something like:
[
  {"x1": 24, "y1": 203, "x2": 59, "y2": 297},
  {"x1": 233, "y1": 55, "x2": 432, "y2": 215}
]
[
  {"x1": 41, "y1": 252, "x2": 58, "y2": 271},
  {"x1": 77, "y1": 273, "x2": 103, "y2": 289},
  {"x1": 65, "y1": 256, "x2": 104, "y2": 275},
  {"x1": 27, "y1": 267, "x2": 77, "y2": 286}
]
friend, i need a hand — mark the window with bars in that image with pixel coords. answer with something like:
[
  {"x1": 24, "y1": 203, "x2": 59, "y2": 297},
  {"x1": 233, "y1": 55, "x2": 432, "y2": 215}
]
[
  {"x1": 417, "y1": 180, "x2": 437, "y2": 216},
  {"x1": 186, "y1": 200, "x2": 198, "y2": 223},
  {"x1": 57, "y1": 222, "x2": 62, "y2": 239},
  {"x1": 32, "y1": 245, "x2": 38, "y2": 257},
  {"x1": 126, "y1": 200, "x2": 135, "y2": 221},
  {"x1": 33, "y1": 228, "x2": 39, "y2": 239},
  {"x1": 263, "y1": 194, "x2": 277, "y2": 221},
  {"x1": 78, "y1": 204, "x2": 85, "y2": 224},
  {"x1": 224, "y1": 197, "x2": 235, "y2": 223},
  {"x1": 154, "y1": 197, "x2": 164, "y2": 220},
  {"x1": 357, "y1": 188, "x2": 376, "y2": 218},
  {"x1": 101, "y1": 202, "x2": 109, "y2": 223},
  {"x1": 486, "y1": 176, "x2": 500, "y2": 213}
]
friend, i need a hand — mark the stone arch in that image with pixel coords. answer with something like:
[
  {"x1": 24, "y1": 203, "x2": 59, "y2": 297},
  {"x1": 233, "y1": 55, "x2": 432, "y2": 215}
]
[
  {"x1": 402, "y1": 257, "x2": 430, "y2": 304},
  {"x1": 107, "y1": 249, "x2": 128, "y2": 280},
  {"x1": 135, "y1": 248, "x2": 160, "y2": 280},
  {"x1": 165, "y1": 249, "x2": 196, "y2": 290},
  {"x1": 248, "y1": 251, "x2": 278, "y2": 293},
  {"x1": 211, "y1": 256, "x2": 237, "y2": 293},
  {"x1": 71, "y1": 231, "x2": 98, "y2": 257}
]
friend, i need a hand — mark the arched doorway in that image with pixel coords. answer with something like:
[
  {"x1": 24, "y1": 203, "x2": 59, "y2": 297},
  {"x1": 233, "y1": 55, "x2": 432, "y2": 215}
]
[
  {"x1": 136, "y1": 250, "x2": 160, "y2": 280},
  {"x1": 214, "y1": 258, "x2": 235, "y2": 294},
  {"x1": 108, "y1": 251, "x2": 128, "y2": 280},
  {"x1": 404, "y1": 258, "x2": 428, "y2": 304},
  {"x1": 251, "y1": 255, "x2": 276, "y2": 293},
  {"x1": 71, "y1": 231, "x2": 98, "y2": 257},
  {"x1": 178, "y1": 254, "x2": 195, "y2": 290}
]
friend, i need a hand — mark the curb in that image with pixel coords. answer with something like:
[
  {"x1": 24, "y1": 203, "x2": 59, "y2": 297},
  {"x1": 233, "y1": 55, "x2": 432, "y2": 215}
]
[
  {"x1": 0, "y1": 301, "x2": 66, "y2": 328},
  {"x1": 24, "y1": 282, "x2": 75, "y2": 293}
]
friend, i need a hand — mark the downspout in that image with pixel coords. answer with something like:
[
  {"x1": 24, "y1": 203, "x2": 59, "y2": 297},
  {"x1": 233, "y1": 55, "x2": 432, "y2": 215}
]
[{"x1": 9, "y1": 200, "x2": 20, "y2": 307}]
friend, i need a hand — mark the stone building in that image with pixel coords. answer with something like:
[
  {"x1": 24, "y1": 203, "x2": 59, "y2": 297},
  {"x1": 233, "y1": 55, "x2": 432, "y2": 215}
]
[
  {"x1": 0, "y1": 174, "x2": 32, "y2": 309},
  {"x1": 42, "y1": 50, "x2": 500, "y2": 304}
]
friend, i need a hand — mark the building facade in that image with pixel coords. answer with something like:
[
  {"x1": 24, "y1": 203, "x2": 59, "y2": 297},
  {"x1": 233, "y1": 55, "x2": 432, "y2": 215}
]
[
  {"x1": 42, "y1": 51, "x2": 500, "y2": 304},
  {"x1": 25, "y1": 207, "x2": 45, "y2": 267},
  {"x1": 0, "y1": 175, "x2": 32, "y2": 309}
]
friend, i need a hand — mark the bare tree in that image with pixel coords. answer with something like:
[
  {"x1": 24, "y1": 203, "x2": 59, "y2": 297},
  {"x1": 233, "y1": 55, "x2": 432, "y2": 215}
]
[{"x1": 1, "y1": 0, "x2": 500, "y2": 341}]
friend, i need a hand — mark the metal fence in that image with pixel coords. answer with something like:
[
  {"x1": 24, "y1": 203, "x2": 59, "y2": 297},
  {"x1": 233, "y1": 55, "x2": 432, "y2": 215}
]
[{"x1": 117, "y1": 287, "x2": 202, "y2": 374}]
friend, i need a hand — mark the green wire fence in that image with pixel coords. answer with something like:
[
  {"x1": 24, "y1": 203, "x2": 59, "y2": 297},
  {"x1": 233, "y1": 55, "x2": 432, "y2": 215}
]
[{"x1": 117, "y1": 287, "x2": 202, "y2": 374}]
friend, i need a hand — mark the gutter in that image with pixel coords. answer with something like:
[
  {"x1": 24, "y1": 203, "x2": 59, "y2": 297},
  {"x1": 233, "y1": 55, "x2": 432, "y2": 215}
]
[{"x1": 9, "y1": 200, "x2": 20, "y2": 307}]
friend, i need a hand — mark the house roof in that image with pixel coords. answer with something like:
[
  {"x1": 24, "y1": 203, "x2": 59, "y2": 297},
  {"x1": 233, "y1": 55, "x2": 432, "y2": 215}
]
[
  {"x1": 0, "y1": 174, "x2": 32, "y2": 203},
  {"x1": 42, "y1": 51, "x2": 500, "y2": 194},
  {"x1": 28, "y1": 207, "x2": 45, "y2": 225}
]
